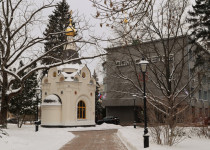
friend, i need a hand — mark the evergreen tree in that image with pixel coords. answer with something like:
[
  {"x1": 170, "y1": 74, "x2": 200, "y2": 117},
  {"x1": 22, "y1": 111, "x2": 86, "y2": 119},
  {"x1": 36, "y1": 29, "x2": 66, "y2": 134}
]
[
  {"x1": 9, "y1": 61, "x2": 39, "y2": 128},
  {"x1": 42, "y1": 0, "x2": 79, "y2": 65},
  {"x1": 188, "y1": 0, "x2": 210, "y2": 42},
  {"x1": 93, "y1": 70, "x2": 104, "y2": 122}
]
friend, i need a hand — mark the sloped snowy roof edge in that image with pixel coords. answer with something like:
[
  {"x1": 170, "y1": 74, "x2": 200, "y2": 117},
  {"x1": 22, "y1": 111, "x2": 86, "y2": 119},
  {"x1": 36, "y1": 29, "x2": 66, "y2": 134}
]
[
  {"x1": 57, "y1": 63, "x2": 85, "y2": 71},
  {"x1": 42, "y1": 94, "x2": 62, "y2": 106}
]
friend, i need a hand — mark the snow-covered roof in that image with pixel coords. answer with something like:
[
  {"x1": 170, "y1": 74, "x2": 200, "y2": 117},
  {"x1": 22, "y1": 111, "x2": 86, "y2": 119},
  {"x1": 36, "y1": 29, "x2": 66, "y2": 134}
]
[
  {"x1": 42, "y1": 95, "x2": 62, "y2": 106},
  {"x1": 61, "y1": 71, "x2": 78, "y2": 81},
  {"x1": 56, "y1": 63, "x2": 85, "y2": 81},
  {"x1": 57, "y1": 63, "x2": 84, "y2": 71}
]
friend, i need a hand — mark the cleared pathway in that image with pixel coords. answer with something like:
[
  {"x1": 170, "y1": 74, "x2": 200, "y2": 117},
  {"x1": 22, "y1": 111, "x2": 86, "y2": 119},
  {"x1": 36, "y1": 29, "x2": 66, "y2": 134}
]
[{"x1": 59, "y1": 129, "x2": 128, "y2": 150}]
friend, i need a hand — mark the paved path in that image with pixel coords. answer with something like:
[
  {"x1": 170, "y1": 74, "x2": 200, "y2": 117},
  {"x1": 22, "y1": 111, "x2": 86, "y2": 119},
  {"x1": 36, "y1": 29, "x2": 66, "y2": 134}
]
[{"x1": 59, "y1": 129, "x2": 128, "y2": 150}]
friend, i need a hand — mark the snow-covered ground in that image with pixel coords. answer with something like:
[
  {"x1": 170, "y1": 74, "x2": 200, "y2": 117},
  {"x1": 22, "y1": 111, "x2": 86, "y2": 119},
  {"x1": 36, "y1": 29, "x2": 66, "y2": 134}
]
[
  {"x1": 0, "y1": 124, "x2": 209, "y2": 150},
  {"x1": 0, "y1": 124, "x2": 74, "y2": 150},
  {"x1": 118, "y1": 126, "x2": 210, "y2": 150}
]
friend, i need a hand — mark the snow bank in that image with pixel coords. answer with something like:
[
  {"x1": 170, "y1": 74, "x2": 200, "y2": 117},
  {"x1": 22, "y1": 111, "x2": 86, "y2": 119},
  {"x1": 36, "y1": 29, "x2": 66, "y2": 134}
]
[
  {"x1": 0, "y1": 124, "x2": 74, "y2": 150},
  {"x1": 67, "y1": 123, "x2": 123, "y2": 131},
  {"x1": 117, "y1": 126, "x2": 210, "y2": 150}
]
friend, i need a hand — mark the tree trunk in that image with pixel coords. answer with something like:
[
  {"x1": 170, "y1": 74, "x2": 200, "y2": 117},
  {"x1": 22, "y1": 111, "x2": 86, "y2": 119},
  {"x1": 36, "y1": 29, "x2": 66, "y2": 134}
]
[
  {"x1": 19, "y1": 115, "x2": 25, "y2": 128},
  {"x1": 0, "y1": 94, "x2": 9, "y2": 128},
  {"x1": 0, "y1": 72, "x2": 9, "y2": 128}
]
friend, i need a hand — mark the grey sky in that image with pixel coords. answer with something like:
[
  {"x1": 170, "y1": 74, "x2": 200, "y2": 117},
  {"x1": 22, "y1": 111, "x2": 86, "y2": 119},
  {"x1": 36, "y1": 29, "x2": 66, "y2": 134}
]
[
  {"x1": 36, "y1": 0, "x2": 194, "y2": 82},
  {"x1": 39, "y1": 0, "x2": 107, "y2": 82}
]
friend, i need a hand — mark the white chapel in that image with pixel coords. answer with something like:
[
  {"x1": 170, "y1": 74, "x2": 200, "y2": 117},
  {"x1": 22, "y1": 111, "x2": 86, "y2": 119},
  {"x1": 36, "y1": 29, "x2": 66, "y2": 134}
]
[{"x1": 41, "y1": 14, "x2": 96, "y2": 127}]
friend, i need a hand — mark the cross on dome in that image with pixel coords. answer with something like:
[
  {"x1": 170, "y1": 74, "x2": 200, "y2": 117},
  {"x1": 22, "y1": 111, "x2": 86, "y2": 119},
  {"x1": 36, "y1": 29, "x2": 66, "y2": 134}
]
[{"x1": 65, "y1": 10, "x2": 76, "y2": 36}]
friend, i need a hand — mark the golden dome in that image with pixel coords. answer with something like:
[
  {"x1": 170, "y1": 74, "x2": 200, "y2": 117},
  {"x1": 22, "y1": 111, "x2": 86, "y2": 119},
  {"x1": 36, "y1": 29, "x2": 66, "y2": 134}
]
[
  {"x1": 65, "y1": 18, "x2": 76, "y2": 36},
  {"x1": 123, "y1": 18, "x2": 128, "y2": 24}
]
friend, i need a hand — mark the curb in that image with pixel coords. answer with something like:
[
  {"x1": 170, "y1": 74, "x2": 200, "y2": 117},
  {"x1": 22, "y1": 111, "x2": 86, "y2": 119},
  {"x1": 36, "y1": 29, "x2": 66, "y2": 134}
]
[{"x1": 117, "y1": 129, "x2": 138, "y2": 150}]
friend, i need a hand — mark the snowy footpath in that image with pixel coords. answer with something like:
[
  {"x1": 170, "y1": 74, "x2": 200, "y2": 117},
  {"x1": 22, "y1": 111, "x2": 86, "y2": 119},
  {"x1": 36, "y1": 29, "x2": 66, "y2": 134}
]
[{"x1": 0, "y1": 124, "x2": 209, "y2": 150}]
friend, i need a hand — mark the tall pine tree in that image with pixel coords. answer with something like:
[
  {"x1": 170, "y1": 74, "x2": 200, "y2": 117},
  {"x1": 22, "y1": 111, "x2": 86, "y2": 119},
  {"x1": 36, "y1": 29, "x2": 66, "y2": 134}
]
[
  {"x1": 9, "y1": 61, "x2": 38, "y2": 128},
  {"x1": 188, "y1": 0, "x2": 210, "y2": 42},
  {"x1": 42, "y1": 0, "x2": 80, "y2": 65}
]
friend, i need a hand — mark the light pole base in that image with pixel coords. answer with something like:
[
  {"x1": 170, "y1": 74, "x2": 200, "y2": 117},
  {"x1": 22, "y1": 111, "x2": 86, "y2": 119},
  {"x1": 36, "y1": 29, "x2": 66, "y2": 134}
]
[
  {"x1": 35, "y1": 125, "x2": 39, "y2": 132},
  {"x1": 133, "y1": 121, "x2": 136, "y2": 128},
  {"x1": 143, "y1": 135, "x2": 149, "y2": 148}
]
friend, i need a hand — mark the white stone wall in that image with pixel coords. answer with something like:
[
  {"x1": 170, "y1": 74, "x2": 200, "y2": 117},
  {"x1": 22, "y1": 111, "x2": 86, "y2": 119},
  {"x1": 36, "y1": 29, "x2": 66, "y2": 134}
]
[{"x1": 41, "y1": 65, "x2": 96, "y2": 126}]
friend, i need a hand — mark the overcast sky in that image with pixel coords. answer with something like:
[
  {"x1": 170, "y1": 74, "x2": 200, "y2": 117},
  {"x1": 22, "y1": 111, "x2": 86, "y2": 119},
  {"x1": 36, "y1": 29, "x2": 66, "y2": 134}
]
[
  {"x1": 36, "y1": 0, "x2": 194, "y2": 83},
  {"x1": 39, "y1": 0, "x2": 107, "y2": 82}
]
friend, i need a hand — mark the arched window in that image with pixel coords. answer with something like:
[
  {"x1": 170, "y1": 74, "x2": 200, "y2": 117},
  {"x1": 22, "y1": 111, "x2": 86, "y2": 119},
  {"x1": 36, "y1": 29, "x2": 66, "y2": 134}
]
[
  {"x1": 89, "y1": 80, "x2": 94, "y2": 84},
  {"x1": 82, "y1": 72, "x2": 86, "y2": 78},
  {"x1": 74, "y1": 77, "x2": 79, "y2": 82},
  {"x1": 53, "y1": 71, "x2": 57, "y2": 77},
  {"x1": 60, "y1": 77, "x2": 64, "y2": 82},
  {"x1": 44, "y1": 79, "x2": 48, "y2": 83},
  {"x1": 77, "y1": 101, "x2": 86, "y2": 119}
]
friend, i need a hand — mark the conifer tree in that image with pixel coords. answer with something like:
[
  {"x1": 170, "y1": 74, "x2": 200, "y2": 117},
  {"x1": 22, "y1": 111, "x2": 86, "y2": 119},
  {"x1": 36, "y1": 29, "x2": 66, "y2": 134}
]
[
  {"x1": 9, "y1": 61, "x2": 38, "y2": 128},
  {"x1": 43, "y1": 0, "x2": 79, "y2": 65},
  {"x1": 188, "y1": 0, "x2": 210, "y2": 42},
  {"x1": 93, "y1": 70, "x2": 104, "y2": 122}
]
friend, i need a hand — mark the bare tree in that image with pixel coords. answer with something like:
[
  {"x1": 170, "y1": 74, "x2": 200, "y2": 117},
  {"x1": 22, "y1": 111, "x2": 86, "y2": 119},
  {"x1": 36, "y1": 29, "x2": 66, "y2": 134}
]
[
  {"x1": 103, "y1": 0, "x2": 208, "y2": 145},
  {"x1": 0, "y1": 0, "x2": 104, "y2": 127},
  {"x1": 89, "y1": 0, "x2": 153, "y2": 41}
]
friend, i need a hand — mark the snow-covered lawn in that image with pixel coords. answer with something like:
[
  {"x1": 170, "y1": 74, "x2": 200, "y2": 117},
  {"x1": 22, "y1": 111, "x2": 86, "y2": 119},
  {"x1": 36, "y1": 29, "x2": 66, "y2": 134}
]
[
  {"x1": 118, "y1": 126, "x2": 210, "y2": 150},
  {"x1": 0, "y1": 124, "x2": 75, "y2": 150},
  {"x1": 0, "y1": 124, "x2": 209, "y2": 150}
]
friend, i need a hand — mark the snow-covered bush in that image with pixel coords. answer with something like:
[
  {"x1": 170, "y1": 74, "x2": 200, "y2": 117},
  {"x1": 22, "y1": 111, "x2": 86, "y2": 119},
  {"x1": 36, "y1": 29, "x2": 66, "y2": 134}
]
[
  {"x1": 150, "y1": 125, "x2": 187, "y2": 146},
  {"x1": 0, "y1": 129, "x2": 9, "y2": 138},
  {"x1": 190, "y1": 126, "x2": 208, "y2": 138}
]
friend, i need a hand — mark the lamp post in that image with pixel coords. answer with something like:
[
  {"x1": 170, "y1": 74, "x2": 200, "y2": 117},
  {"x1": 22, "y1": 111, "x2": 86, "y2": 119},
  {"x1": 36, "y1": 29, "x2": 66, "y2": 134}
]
[
  {"x1": 139, "y1": 59, "x2": 149, "y2": 148},
  {"x1": 132, "y1": 94, "x2": 137, "y2": 128},
  {"x1": 35, "y1": 88, "x2": 41, "y2": 132}
]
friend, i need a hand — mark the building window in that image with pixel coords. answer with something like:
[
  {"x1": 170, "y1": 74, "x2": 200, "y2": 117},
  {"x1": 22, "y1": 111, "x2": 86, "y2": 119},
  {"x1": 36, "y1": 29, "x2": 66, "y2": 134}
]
[
  {"x1": 161, "y1": 55, "x2": 165, "y2": 62},
  {"x1": 60, "y1": 77, "x2": 64, "y2": 82},
  {"x1": 169, "y1": 54, "x2": 174, "y2": 61},
  {"x1": 74, "y1": 77, "x2": 79, "y2": 82},
  {"x1": 202, "y1": 75, "x2": 207, "y2": 84},
  {"x1": 115, "y1": 61, "x2": 121, "y2": 66},
  {"x1": 208, "y1": 90, "x2": 210, "y2": 101},
  {"x1": 204, "y1": 91, "x2": 207, "y2": 100},
  {"x1": 53, "y1": 71, "x2": 57, "y2": 77},
  {"x1": 44, "y1": 79, "x2": 48, "y2": 83},
  {"x1": 189, "y1": 50, "x2": 193, "y2": 59},
  {"x1": 82, "y1": 72, "x2": 86, "y2": 78},
  {"x1": 89, "y1": 80, "x2": 94, "y2": 84},
  {"x1": 151, "y1": 56, "x2": 159, "y2": 63},
  {"x1": 192, "y1": 106, "x2": 195, "y2": 119},
  {"x1": 205, "y1": 108, "x2": 208, "y2": 117},
  {"x1": 199, "y1": 108, "x2": 202, "y2": 117},
  {"x1": 135, "y1": 59, "x2": 140, "y2": 64},
  {"x1": 199, "y1": 90, "x2": 202, "y2": 99},
  {"x1": 121, "y1": 60, "x2": 126, "y2": 66},
  {"x1": 77, "y1": 101, "x2": 86, "y2": 119},
  {"x1": 191, "y1": 88, "x2": 194, "y2": 96}
]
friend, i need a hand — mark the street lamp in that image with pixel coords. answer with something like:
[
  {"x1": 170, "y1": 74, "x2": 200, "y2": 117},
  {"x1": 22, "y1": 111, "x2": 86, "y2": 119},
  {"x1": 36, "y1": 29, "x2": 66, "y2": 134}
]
[
  {"x1": 35, "y1": 88, "x2": 41, "y2": 132},
  {"x1": 132, "y1": 94, "x2": 137, "y2": 128},
  {"x1": 139, "y1": 59, "x2": 149, "y2": 148}
]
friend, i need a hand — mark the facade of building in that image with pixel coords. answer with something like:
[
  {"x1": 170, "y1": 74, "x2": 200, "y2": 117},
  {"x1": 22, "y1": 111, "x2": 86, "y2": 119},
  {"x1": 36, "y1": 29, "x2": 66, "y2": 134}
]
[
  {"x1": 41, "y1": 64, "x2": 96, "y2": 127},
  {"x1": 102, "y1": 36, "x2": 210, "y2": 124}
]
